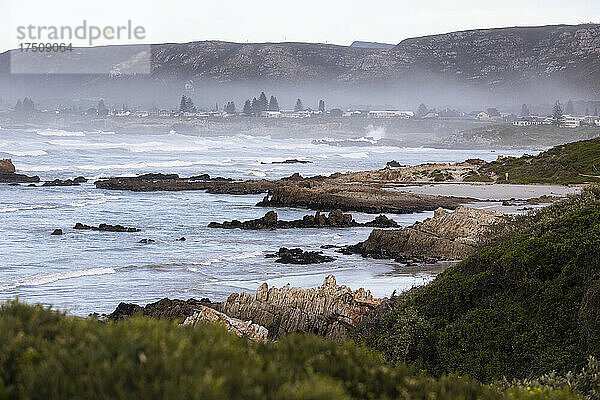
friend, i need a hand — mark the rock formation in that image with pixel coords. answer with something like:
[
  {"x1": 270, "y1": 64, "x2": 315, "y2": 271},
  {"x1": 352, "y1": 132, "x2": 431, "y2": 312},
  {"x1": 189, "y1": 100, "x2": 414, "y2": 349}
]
[
  {"x1": 0, "y1": 159, "x2": 16, "y2": 173},
  {"x1": 108, "y1": 298, "x2": 212, "y2": 322},
  {"x1": 257, "y1": 184, "x2": 471, "y2": 214},
  {"x1": 345, "y1": 206, "x2": 504, "y2": 262},
  {"x1": 216, "y1": 275, "x2": 384, "y2": 340},
  {"x1": 74, "y1": 223, "x2": 140, "y2": 232},
  {"x1": 265, "y1": 248, "x2": 335, "y2": 264},
  {"x1": 0, "y1": 159, "x2": 40, "y2": 183},
  {"x1": 208, "y1": 210, "x2": 397, "y2": 229},
  {"x1": 182, "y1": 306, "x2": 268, "y2": 342},
  {"x1": 43, "y1": 177, "x2": 88, "y2": 186}
]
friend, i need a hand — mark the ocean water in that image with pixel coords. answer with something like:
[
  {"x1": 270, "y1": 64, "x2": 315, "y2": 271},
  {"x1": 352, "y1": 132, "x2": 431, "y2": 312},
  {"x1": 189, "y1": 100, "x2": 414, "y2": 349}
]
[{"x1": 0, "y1": 127, "x2": 533, "y2": 315}]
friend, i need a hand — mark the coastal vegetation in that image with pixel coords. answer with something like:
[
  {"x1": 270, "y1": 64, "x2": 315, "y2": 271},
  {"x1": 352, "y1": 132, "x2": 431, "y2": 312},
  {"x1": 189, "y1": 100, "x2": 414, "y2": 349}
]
[
  {"x1": 358, "y1": 186, "x2": 600, "y2": 392},
  {"x1": 482, "y1": 137, "x2": 600, "y2": 184},
  {"x1": 447, "y1": 123, "x2": 600, "y2": 148},
  {"x1": 0, "y1": 301, "x2": 578, "y2": 399}
]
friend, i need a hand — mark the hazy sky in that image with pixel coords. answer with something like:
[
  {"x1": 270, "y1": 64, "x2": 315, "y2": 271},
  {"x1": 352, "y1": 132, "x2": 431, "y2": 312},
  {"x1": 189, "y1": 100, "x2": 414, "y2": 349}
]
[{"x1": 1, "y1": 0, "x2": 599, "y2": 51}]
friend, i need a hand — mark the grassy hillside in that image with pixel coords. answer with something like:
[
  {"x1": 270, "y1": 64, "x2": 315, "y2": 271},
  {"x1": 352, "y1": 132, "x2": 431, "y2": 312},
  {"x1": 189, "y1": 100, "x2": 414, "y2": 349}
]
[
  {"x1": 449, "y1": 124, "x2": 600, "y2": 148},
  {"x1": 359, "y1": 186, "x2": 600, "y2": 384},
  {"x1": 0, "y1": 301, "x2": 578, "y2": 400},
  {"x1": 480, "y1": 136, "x2": 600, "y2": 184}
]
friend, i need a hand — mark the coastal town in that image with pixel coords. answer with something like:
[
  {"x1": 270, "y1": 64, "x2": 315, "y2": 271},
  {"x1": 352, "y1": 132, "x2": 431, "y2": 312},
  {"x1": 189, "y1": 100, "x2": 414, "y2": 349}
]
[{"x1": 3, "y1": 93, "x2": 600, "y2": 129}]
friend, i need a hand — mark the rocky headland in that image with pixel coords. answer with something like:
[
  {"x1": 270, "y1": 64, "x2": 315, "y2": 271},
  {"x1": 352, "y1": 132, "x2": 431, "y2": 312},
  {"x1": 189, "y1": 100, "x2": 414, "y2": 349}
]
[
  {"x1": 208, "y1": 209, "x2": 398, "y2": 229},
  {"x1": 344, "y1": 206, "x2": 505, "y2": 262}
]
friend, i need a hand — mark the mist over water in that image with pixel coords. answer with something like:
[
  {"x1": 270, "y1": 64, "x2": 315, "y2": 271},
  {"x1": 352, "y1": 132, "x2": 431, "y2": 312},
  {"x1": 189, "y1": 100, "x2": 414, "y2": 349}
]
[{"x1": 0, "y1": 127, "x2": 534, "y2": 315}]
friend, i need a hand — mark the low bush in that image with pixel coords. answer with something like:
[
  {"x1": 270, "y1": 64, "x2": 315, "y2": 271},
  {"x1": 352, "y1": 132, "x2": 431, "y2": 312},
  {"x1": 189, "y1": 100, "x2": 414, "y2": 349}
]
[
  {"x1": 358, "y1": 187, "x2": 600, "y2": 384},
  {"x1": 0, "y1": 300, "x2": 577, "y2": 400}
]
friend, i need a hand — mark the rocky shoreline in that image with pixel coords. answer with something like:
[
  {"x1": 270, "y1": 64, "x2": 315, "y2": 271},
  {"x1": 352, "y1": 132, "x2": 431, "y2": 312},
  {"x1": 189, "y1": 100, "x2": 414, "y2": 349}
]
[{"x1": 108, "y1": 275, "x2": 384, "y2": 341}]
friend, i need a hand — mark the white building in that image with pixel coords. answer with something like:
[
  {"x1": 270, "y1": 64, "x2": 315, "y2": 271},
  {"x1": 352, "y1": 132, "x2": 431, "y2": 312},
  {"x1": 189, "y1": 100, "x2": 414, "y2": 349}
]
[
  {"x1": 368, "y1": 110, "x2": 414, "y2": 119},
  {"x1": 512, "y1": 116, "x2": 549, "y2": 126},
  {"x1": 476, "y1": 112, "x2": 491, "y2": 121},
  {"x1": 562, "y1": 115, "x2": 581, "y2": 128},
  {"x1": 260, "y1": 111, "x2": 282, "y2": 118}
]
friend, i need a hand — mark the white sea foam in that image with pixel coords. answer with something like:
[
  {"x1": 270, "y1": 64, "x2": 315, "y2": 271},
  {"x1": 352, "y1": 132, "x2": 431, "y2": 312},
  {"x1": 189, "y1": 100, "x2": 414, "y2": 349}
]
[
  {"x1": 0, "y1": 150, "x2": 47, "y2": 157},
  {"x1": 0, "y1": 204, "x2": 59, "y2": 213},
  {"x1": 200, "y1": 250, "x2": 263, "y2": 266},
  {"x1": 0, "y1": 268, "x2": 117, "y2": 291},
  {"x1": 20, "y1": 159, "x2": 231, "y2": 172},
  {"x1": 340, "y1": 152, "x2": 370, "y2": 159},
  {"x1": 36, "y1": 129, "x2": 85, "y2": 137}
]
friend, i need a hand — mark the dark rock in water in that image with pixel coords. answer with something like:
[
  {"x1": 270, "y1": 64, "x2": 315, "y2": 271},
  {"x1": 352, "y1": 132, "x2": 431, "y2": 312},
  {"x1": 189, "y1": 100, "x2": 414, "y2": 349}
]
[
  {"x1": 0, "y1": 172, "x2": 40, "y2": 183},
  {"x1": 137, "y1": 173, "x2": 181, "y2": 180},
  {"x1": 363, "y1": 215, "x2": 398, "y2": 227},
  {"x1": 266, "y1": 247, "x2": 335, "y2": 264},
  {"x1": 176, "y1": 237, "x2": 186, "y2": 241},
  {"x1": 209, "y1": 210, "x2": 397, "y2": 230},
  {"x1": 51, "y1": 229, "x2": 63, "y2": 236},
  {"x1": 208, "y1": 210, "x2": 279, "y2": 230},
  {"x1": 43, "y1": 177, "x2": 88, "y2": 186},
  {"x1": 386, "y1": 160, "x2": 405, "y2": 168},
  {"x1": 139, "y1": 238, "x2": 155, "y2": 244},
  {"x1": 28, "y1": 184, "x2": 37, "y2": 187},
  {"x1": 107, "y1": 298, "x2": 214, "y2": 322},
  {"x1": 74, "y1": 222, "x2": 140, "y2": 232},
  {"x1": 261, "y1": 159, "x2": 312, "y2": 164}
]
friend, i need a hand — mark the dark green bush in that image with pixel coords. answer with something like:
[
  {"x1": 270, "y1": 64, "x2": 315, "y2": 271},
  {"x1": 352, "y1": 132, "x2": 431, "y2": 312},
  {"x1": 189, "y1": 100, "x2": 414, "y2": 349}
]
[
  {"x1": 0, "y1": 300, "x2": 575, "y2": 400},
  {"x1": 360, "y1": 187, "x2": 600, "y2": 383}
]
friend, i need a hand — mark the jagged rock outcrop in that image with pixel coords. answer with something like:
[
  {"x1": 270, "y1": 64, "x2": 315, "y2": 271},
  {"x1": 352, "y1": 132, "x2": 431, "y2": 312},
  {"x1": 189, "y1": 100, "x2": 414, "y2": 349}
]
[
  {"x1": 182, "y1": 305, "x2": 268, "y2": 342},
  {"x1": 0, "y1": 159, "x2": 15, "y2": 173},
  {"x1": 216, "y1": 275, "x2": 384, "y2": 340},
  {"x1": 0, "y1": 159, "x2": 40, "y2": 183},
  {"x1": 345, "y1": 206, "x2": 504, "y2": 262},
  {"x1": 208, "y1": 210, "x2": 397, "y2": 229}
]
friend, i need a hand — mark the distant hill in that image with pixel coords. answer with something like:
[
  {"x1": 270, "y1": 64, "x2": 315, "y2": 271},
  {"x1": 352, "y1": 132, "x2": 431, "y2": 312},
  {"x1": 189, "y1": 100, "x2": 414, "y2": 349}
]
[
  {"x1": 350, "y1": 41, "x2": 395, "y2": 49},
  {"x1": 1, "y1": 24, "x2": 599, "y2": 106}
]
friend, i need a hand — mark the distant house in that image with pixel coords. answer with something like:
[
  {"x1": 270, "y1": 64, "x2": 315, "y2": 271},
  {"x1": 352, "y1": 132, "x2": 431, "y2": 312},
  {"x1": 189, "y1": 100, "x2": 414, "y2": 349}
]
[
  {"x1": 260, "y1": 111, "x2": 282, "y2": 118},
  {"x1": 512, "y1": 116, "x2": 549, "y2": 126},
  {"x1": 595, "y1": 119, "x2": 600, "y2": 127},
  {"x1": 368, "y1": 110, "x2": 414, "y2": 119},
  {"x1": 342, "y1": 110, "x2": 362, "y2": 117},
  {"x1": 476, "y1": 111, "x2": 491, "y2": 121},
  {"x1": 158, "y1": 110, "x2": 172, "y2": 117},
  {"x1": 562, "y1": 115, "x2": 581, "y2": 128},
  {"x1": 422, "y1": 112, "x2": 439, "y2": 119}
]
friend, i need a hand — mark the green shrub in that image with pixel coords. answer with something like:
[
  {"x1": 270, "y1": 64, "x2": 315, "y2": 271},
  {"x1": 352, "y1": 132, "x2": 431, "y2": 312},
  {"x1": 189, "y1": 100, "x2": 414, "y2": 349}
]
[
  {"x1": 500, "y1": 356, "x2": 600, "y2": 400},
  {"x1": 480, "y1": 137, "x2": 600, "y2": 184},
  {"x1": 0, "y1": 300, "x2": 575, "y2": 400},
  {"x1": 359, "y1": 187, "x2": 600, "y2": 383}
]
